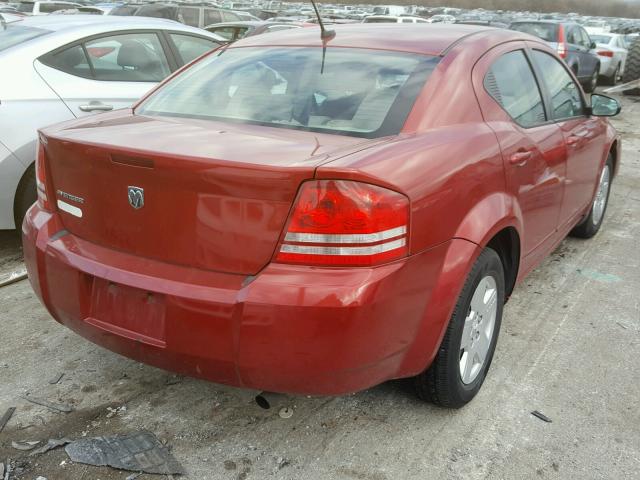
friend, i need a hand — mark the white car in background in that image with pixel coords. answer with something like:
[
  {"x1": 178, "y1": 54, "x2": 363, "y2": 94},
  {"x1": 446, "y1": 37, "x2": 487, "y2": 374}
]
[
  {"x1": 591, "y1": 33, "x2": 628, "y2": 85},
  {"x1": 15, "y1": 1, "x2": 82, "y2": 15},
  {"x1": 362, "y1": 15, "x2": 428, "y2": 23},
  {"x1": 0, "y1": 15, "x2": 224, "y2": 229}
]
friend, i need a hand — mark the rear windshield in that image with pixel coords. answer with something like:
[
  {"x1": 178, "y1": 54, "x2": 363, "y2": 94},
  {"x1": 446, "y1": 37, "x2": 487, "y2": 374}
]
[
  {"x1": 590, "y1": 35, "x2": 611, "y2": 44},
  {"x1": 510, "y1": 22, "x2": 559, "y2": 42},
  {"x1": 0, "y1": 24, "x2": 50, "y2": 52},
  {"x1": 137, "y1": 47, "x2": 438, "y2": 138}
]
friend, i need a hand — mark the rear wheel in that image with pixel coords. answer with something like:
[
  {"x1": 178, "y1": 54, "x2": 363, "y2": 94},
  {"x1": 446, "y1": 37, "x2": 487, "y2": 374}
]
[
  {"x1": 14, "y1": 165, "x2": 36, "y2": 231},
  {"x1": 584, "y1": 69, "x2": 598, "y2": 93},
  {"x1": 570, "y1": 157, "x2": 613, "y2": 239},
  {"x1": 414, "y1": 248, "x2": 505, "y2": 408},
  {"x1": 603, "y1": 63, "x2": 620, "y2": 86}
]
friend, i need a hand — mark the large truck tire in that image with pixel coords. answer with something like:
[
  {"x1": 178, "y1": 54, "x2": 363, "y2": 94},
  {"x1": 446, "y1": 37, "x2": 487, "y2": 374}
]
[{"x1": 622, "y1": 36, "x2": 640, "y2": 96}]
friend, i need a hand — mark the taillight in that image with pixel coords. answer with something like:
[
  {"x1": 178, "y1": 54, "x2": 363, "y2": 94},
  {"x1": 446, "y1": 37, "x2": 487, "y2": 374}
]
[
  {"x1": 597, "y1": 50, "x2": 614, "y2": 57},
  {"x1": 35, "y1": 138, "x2": 53, "y2": 212},
  {"x1": 276, "y1": 180, "x2": 409, "y2": 267},
  {"x1": 557, "y1": 25, "x2": 568, "y2": 59}
]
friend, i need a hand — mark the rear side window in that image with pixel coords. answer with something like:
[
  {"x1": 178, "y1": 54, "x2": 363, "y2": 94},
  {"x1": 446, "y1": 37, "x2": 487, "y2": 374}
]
[
  {"x1": 510, "y1": 22, "x2": 558, "y2": 43},
  {"x1": 208, "y1": 26, "x2": 237, "y2": 41},
  {"x1": 40, "y1": 44, "x2": 92, "y2": 78},
  {"x1": 169, "y1": 33, "x2": 219, "y2": 64},
  {"x1": 41, "y1": 32, "x2": 171, "y2": 82},
  {"x1": 16, "y1": 2, "x2": 34, "y2": 13},
  {"x1": 0, "y1": 24, "x2": 50, "y2": 52},
  {"x1": 484, "y1": 50, "x2": 546, "y2": 128},
  {"x1": 531, "y1": 50, "x2": 585, "y2": 120},
  {"x1": 39, "y1": 2, "x2": 71, "y2": 13},
  {"x1": 178, "y1": 7, "x2": 200, "y2": 27},
  {"x1": 137, "y1": 47, "x2": 439, "y2": 139},
  {"x1": 203, "y1": 8, "x2": 222, "y2": 25}
]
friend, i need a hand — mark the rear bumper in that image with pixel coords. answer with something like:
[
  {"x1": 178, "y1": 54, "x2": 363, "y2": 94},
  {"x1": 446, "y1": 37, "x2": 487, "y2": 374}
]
[{"x1": 23, "y1": 206, "x2": 476, "y2": 395}]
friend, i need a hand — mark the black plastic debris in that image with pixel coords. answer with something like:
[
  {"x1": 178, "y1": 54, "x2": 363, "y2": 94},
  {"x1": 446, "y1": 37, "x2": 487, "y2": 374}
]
[
  {"x1": 48, "y1": 373, "x2": 64, "y2": 385},
  {"x1": 65, "y1": 431, "x2": 185, "y2": 475},
  {"x1": 531, "y1": 410, "x2": 552, "y2": 423},
  {"x1": 0, "y1": 407, "x2": 16, "y2": 433}
]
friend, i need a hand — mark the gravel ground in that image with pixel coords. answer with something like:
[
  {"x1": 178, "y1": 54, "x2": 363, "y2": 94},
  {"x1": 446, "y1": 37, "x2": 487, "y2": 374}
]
[{"x1": 0, "y1": 92, "x2": 638, "y2": 480}]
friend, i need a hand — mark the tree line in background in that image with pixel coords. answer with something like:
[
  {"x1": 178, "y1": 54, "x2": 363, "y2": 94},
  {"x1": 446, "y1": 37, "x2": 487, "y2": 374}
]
[{"x1": 331, "y1": 0, "x2": 640, "y2": 19}]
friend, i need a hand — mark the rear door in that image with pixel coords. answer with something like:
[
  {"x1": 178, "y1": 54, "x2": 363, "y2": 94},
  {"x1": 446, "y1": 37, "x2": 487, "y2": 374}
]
[
  {"x1": 473, "y1": 43, "x2": 566, "y2": 257},
  {"x1": 529, "y1": 48, "x2": 607, "y2": 226},
  {"x1": 34, "y1": 31, "x2": 173, "y2": 117}
]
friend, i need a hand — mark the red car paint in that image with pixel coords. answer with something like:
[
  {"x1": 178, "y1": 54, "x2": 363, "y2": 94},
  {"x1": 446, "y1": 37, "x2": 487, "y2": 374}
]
[{"x1": 22, "y1": 25, "x2": 619, "y2": 395}]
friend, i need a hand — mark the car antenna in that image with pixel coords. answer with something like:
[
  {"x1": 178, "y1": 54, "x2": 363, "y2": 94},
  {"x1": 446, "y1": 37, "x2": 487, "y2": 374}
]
[
  {"x1": 309, "y1": 0, "x2": 334, "y2": 40},
  {"x1": 309, "y1": 0, "x2": 334, "y2": 74}
]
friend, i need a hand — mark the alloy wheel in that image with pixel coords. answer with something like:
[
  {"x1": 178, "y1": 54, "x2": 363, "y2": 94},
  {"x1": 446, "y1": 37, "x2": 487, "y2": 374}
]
[
  {"x1": 459, "y1": 276, "x2": 498, "y2": 385},
  {"x1": 592, "y1": 165, "x2": 611, "y2": 226}
]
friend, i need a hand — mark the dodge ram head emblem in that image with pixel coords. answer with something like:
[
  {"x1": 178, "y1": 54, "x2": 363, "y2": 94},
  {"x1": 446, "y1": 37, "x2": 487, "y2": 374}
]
[{"x1": 127, "y1": 186, "x2": 144, "y2": 210}]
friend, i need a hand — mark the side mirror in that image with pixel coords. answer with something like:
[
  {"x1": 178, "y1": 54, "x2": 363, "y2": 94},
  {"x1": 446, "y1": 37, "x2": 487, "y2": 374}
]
[
  {"x1": 590, "y1": 41, "x2": 597, "y2": 49},
  {"x1": 590, "y1": 94, "x2": 621, "y2": 117}
]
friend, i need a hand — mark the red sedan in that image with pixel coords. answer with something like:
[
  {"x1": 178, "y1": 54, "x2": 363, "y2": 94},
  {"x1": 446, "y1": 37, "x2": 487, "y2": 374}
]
[{"x1": 23, "y1": 24, "x2": 621, "y2": 408}]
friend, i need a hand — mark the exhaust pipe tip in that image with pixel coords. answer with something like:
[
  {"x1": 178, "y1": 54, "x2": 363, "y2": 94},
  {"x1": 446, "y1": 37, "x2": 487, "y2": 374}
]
[{"x1": 255, "y1": 391, "x2": 284, "y2": 410}]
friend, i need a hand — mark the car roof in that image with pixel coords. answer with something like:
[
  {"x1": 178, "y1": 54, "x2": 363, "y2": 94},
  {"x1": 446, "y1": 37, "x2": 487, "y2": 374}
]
[
  {"x1": 13, "y1": 13, "x2": 187, "y2": 31},
  {"x1": 235, "y1": 23, "x2": 527, "y2": 56},
  {"x1": 207, "y1": 20, "x2": 264, "y2": 28}
]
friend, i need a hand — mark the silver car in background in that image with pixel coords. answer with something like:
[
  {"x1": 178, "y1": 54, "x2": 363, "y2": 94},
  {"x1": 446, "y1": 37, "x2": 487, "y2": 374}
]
[
  {"x1": 591, "y1": 33, "x2": 629, "y2": 85},
  {"x1": 0, "y1": 15, "x2": 224, "y2": 229}
]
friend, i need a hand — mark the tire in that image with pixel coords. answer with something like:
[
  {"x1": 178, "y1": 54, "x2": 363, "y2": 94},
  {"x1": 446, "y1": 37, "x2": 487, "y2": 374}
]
[
  {"x1": 603, "y1": 63, "x2": 620, "y2": 86},
  {"x1": 622, "y1": 36, "x2": 640, "y2": 96},
  {"x1": 414, "y1": 248, "x2": 505, "y2": 408},
  {"x1": 14, "y1": 165, "x2": 37, "y2": 230},
  {"x1": 583, "y1": 68, "x2": 598, "y2": 93},
  {"x1": 570, "y1": 156, "x2": 613, "y2": 239}
]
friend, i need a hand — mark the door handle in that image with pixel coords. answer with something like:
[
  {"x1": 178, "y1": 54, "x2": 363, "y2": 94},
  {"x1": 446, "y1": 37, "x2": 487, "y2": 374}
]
[
  {"x1": 509, "y1": 151, "x2": 532, "y2": 166},
  {"x1": 79, "y1": 102, "x2": 114, "y2": 112}
]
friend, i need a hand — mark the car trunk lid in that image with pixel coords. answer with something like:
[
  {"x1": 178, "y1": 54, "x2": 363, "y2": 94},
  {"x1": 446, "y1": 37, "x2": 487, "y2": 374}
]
[{"x1": 43, "y1": 113, "x2": 382, "y2": 275}]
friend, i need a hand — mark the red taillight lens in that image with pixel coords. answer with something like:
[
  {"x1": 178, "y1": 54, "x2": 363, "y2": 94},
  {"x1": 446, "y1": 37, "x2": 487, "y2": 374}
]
[
  {"x1": 35, "y1": 138, "x2": 53, "y2": 212},
  {"x1": 557, "y1": 42, "x2": 568, "y2": 59},
  {"x1": 276, "y1": 180, "x2": 409, "y2": 267},
  {"x1": 597, "y1": 50, "x2": 614, "y2": 57},
  {"x1": 557, "y1": 25, "x2": 568, "y2": 59}
]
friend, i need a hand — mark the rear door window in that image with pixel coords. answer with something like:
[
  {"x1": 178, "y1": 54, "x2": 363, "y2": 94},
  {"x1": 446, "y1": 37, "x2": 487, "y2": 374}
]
[
  {"x1": 41, "y1": 32, "x2": 171, "y2": 82},
  {"x1": 484, "y1": 50, "x2": 546, "y2": 128},
  {"x1": 169, "y1": 33, "x2": 219, "y2": 64},
  {"x1": 85, "y1": 33, "x2": 170, "y2": 81},
  {"x1": 531, "y1": 50, "x2": 585, "y2": 119},
  {"x1": 39, "y1": 2, "x2": 72, "y2": 13},
  {"x1": 16, "y1": 2, "x2": 34, "y2": 13}
]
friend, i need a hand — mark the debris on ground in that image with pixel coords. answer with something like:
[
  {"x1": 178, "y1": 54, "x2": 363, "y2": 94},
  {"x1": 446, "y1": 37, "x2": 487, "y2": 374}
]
[
  {"x1": 105, "y1": 405, "x2": 127, "y2": 418},
  {"x1": 0, "y1": 406, "x2": 16, "y2": 433},
  {"x1": 531, "y1": 410, "x2": 552, "y2": 423},
  {"x1": 30, "y1": 438, "x2": 72, "y2": 456},
  {"x1": 34, "y1": 476, "x2": 48, "y2": 480},
  {"x1": 48, "y1": 373, "x2": 64, "y2": 385},
  {"x1": 11, "y1": 440, "x2": 40, "y2": 451},
  {"x1": 125, "y1": 473, "x2": 142, "y2": 480},
  {"x1": 0, "y1": 268, "x2": 28, "y2": 288},
  {"x1": 65, "y1": 430, "x2": 185, "y2": 475},
  {"x1": 21, "y1": 395, "x2": 74, "y2": 413},
  {"x1": 275, "y1": 456, "x2": 290, "y2": 470},
  {"x1": 278, "y1": 407, "x2": 294, "y2": 419}
]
